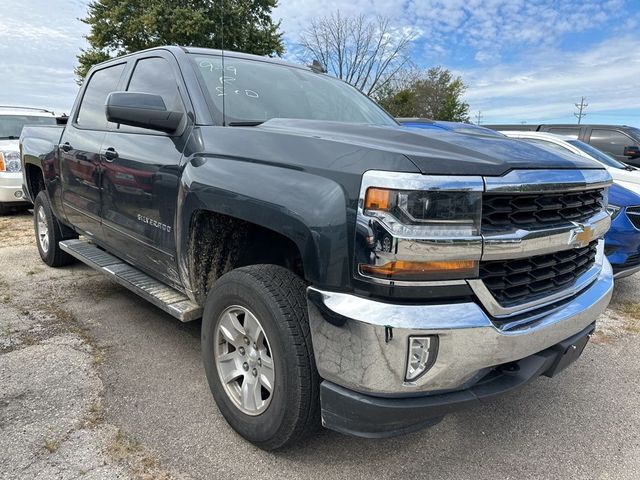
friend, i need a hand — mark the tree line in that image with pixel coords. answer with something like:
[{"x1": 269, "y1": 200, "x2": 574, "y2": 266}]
[{"x1": 77, "y1": 0, "x2": 469, "y2": 122}]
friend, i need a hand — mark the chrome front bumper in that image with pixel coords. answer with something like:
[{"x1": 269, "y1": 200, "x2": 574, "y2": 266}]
[
  {"x1": 0, "y1": 172, "x2": 28, "y2": 204},
  {"x1": 307, "y1": 257, "x2": 613, "y2": 396}
]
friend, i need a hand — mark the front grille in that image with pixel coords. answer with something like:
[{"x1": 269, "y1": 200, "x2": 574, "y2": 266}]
[
  {"x1": 482, "y1": 189, "x2": 604, "y2": 231},
  {"x1": 480, "y1": 241, "x2": 598, "y2": 307},
  {"x1": 625, "y1": 206, "x2": 640, "y2": 230}
]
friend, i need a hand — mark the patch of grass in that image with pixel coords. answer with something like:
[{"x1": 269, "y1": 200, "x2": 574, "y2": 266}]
[
  {"x1": 43, "y1": 437, "x2": 62, "y2": 453},
  {"x1": 108, "y1": 429, "x2": 143, "y2": 460},
  {"x1": 21, "y1": 334, "x2": 38, "y2": 346},
  {"x1": 615, "y1": 303, "x2": 640, "y2": 335},
  {"x1": 83, "y1": 399, "x2": 104, "y2": 428},
  {"x1": 617, "y1": 302, "x2": 640, "y2": 319}
]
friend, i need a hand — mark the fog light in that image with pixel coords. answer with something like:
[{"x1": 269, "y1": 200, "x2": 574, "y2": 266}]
[
  {"x1": 14, "y1": 191, "x2": 23, "y2": 199},
  {"x1": 405, "y1": 335, "x2": 438, "y2": 382}
]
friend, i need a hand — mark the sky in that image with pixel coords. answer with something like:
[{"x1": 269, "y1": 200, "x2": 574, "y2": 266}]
[{"x1": 0, "y1": 0, "x2": 638, "y2": 126}]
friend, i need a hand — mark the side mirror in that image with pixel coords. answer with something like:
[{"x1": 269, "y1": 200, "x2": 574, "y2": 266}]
[
  {"x1": 106, "y1": 92, "x2": 183, "y2": 133},
  {"x1": 623, "y1": 145, "x2": 640, "y2": 159}
]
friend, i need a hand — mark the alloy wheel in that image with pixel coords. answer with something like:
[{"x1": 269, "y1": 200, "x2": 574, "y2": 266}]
[{"x1": 214, "y1": 305, "x2": 275, "y2": 415}]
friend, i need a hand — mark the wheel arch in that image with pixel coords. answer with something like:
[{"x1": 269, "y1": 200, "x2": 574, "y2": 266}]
[{"x1": 176, "y1": 157, "x2": 352, "y2": 303}]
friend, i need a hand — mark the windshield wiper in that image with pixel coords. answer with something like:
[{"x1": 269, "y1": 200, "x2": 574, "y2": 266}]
[
  {"x1": 227, "y1": 121, "x2": 264, "y2": 127},
  {"x1": 0, "y1": 135, "x2": 19, "y2": 140}
]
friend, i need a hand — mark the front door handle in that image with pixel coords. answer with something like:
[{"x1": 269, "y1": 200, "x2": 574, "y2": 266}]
[
  {"x1": 103, "y1": 147, "x2": 119, "y2": 162},
  {"x1": 61, "y1": 142, "x2": 72, "y2": 153}
]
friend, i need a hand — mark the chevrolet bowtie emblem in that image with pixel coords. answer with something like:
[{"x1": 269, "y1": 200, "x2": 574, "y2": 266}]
[{"x1": 570, "y1": 225, "x2": 594, "y2": 248}]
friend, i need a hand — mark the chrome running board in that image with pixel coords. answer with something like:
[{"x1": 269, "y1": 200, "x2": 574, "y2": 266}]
[{"x1": 60, "y1": 239, "x2": 202, "y2": 322}]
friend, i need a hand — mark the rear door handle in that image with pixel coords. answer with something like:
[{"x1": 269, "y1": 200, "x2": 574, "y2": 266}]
[
  {"x1": 61, "y1": 142, "x2": 72, "y2": 152},
  {"x1": 103, "y1": 147, "x2": 119, "y2": 162}
]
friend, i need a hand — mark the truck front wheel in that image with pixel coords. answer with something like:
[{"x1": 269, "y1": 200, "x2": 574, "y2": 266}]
[
  {"x1": 33, "y1": 191, "x2": 77, "y2": 267},
  {"x1": 201, "y1": 265, "x2": 320, "y2": 450}
]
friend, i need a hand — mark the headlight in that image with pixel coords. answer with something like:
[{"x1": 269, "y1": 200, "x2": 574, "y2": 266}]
[
  {"x1": 0, "y1": 150, "x2": 21, "y2": 173},
  {"x1": 356, "y1": 172, "x2": 483, "y2": 282},
  {"x1": 607, "y1": 204, "x2": 621, "y2": 220}
]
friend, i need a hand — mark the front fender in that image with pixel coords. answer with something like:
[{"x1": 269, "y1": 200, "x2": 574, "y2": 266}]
[{"x1": 177, "y1": 155, "x2": 354, "y2": 295}]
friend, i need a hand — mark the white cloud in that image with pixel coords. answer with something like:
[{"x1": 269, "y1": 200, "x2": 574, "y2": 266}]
[
  {"x1": 0, "y1": 0, "x2": 89, "y2": 114},
  {"x1": 459, "y1": 35, "x2": 640, "y2": 122},
  {"x1": 275, "y1": 0, "x2": 627, "y2": 65}
]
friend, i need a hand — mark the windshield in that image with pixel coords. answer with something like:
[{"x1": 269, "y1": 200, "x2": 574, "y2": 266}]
[
  {"x1": 567, "y1": 139, "x2": 627, "y2": 169},
  {"x1": 0, "y1": 114, "x2": 56, "y2": 139},
  {"x1": 191, "y1": 55, "x2": 397, "y2": 126}
]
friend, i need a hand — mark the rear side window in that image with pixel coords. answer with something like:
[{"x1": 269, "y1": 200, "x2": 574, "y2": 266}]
[
  {"x1": 76, "y1": 63, "x2": 126, "y2": 130},
  {"x1": 546, "y1": 127, "x2": 580, "y2": 138},
  {"x1": 590, "y1": 129, "x2": 634, "y2": 156}
]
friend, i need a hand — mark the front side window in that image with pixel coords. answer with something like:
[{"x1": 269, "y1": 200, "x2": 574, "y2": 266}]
[
  {"x1": 76, "y1": 63, "x2": 126, "y2": 130},
  {"x1": 590, "y1": 129, "x2": 634, "y2": 156},
  {"x1": 568, "y1": 139, "x2": 626, "y2": 169},
  {"x1": 0, "y1": 115, "x2": 56, "y2": 139},
  {"x1": 121, "y1": 56, "x2": 184, "y2": 134},
  {"x1": 191, "y1": 55, "x2": 397, "y2": 126},
  {"x1": 127, "y1": 57, "x2": 183, "y2": 112}
]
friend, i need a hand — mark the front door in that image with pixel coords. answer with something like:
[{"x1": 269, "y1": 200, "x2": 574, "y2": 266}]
[
  {"x1": 100, "y1": 55, "x2": 189, "y2": 284},
  {"x1": 60, "y1": 62, "x2": 126, "y2": 237}
]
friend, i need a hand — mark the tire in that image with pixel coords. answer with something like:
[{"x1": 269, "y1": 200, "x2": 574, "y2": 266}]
[
  {"x1": 33, "y1": 191, "x2": 78, "y2": 267},
  {"x1": 201, "y1": 265, "x2": 320, "y2": 450}
]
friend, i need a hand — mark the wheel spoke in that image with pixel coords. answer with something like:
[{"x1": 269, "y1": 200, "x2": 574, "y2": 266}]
[
  {"x1": 242, "y1": 310, "x2": 261, "y2": 343},
  {"x1": 218, "y1": 311, "x2": 245, "y2": 346},
  {"x1": 260, "y1": 358, "x2": 274, "y2": 393},
  {"x1": 217, "y1": 353, "x2": 243, "y2": 384},
  {"x1": 241, "y1": 376, "x2": 263, "y2": 411}
]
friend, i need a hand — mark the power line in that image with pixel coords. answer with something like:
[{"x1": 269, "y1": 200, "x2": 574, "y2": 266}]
[{"x1": 574, "y1": 96, "x2": 588, "y2": 124}]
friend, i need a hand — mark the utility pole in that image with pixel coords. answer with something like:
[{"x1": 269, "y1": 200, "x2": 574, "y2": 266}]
[
  {"x1": 475, "y1": 110, "x2": 482, "y2": 125},
  {"x1": 574, "y1": 97, "x2": 588, "y2": 124}
]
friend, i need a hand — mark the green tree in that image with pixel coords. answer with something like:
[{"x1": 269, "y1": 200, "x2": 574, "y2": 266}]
[
  {"x1": 76, "y1": 0, "x2": 284, "y2": 81},
  {"x1": 377, "y1": 66, "x2": 470, "y2": 122}
]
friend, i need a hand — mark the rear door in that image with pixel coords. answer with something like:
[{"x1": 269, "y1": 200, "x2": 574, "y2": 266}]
[
  {"x1": 60, "y1": 62, "x2": 126, "y2": 237},
  {"x1": 586, "y1": 128, "x2": 640, "y2": 164},
  {"x1": 99, "y1": 53, "x2": 191, "y2": 284}
]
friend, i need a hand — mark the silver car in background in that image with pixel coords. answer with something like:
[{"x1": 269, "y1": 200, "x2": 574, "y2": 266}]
[{"x1": 0, "y1": 106, "x2": 57, "y2": 214}]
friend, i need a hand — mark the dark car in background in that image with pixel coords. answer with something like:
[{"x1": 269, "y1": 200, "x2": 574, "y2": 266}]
[{"x1": 484, "y1": 124, "x2": 640, "y2": 166}]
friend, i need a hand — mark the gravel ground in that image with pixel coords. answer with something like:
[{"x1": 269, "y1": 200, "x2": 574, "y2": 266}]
[{"x1": 1, "y1": 209, "x2": 639, "y2": 479}]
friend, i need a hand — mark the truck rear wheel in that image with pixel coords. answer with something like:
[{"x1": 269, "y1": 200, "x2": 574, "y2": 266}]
[
  {"x1": 33, "y1": 191, "x2": 77, "y2": 267},
  {"x1": 201, "y1": 265, "x2": 319, "y2": 450}
]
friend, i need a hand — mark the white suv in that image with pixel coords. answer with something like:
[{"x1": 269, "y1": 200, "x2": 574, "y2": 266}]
[{"x1": 0, "y1": 107, "x2": 57, "y2": 214}]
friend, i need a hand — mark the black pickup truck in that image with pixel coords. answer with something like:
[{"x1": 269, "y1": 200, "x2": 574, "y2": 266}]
[{"x1": 21, "y1": 46, "x2": 614, "y2": 450}]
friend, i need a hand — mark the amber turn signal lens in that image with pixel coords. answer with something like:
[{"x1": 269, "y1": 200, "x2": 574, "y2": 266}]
[
  {"x1": 364, "y1": 187, "x2": 390, "y2": 210},
  {"x1": 360, "y1": 260, "x2": 477, "y2": 280},
  {"x1": 0, "y1": 152, "x2": 5, "y2": 172}
]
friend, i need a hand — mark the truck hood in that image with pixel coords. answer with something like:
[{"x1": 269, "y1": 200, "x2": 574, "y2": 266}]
[
  {"x1": 0, "y1": 139, "x2": 19, "y2": 152},
  {"x1": 257, "y1": 119, "x2": 603, "y2": 176}
]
